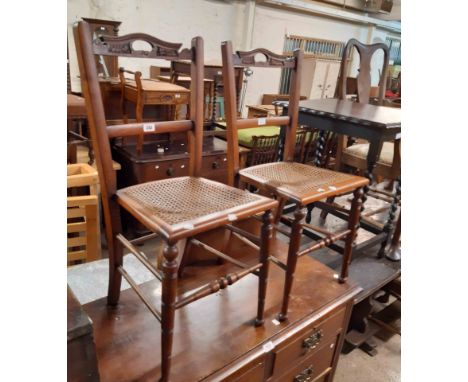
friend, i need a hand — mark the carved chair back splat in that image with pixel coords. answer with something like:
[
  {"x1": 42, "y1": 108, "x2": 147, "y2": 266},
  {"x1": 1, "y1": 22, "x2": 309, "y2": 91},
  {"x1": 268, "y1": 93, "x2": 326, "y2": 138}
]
[
  {"x1": 336, "y1": 38, "x2": 389, "y2": 105},
  {"x1": 74, "y1": 21, "x2": 277, "y2": 382},
  {"x1": 221, "y1": 40, "x2": 368, "y2": 322}
]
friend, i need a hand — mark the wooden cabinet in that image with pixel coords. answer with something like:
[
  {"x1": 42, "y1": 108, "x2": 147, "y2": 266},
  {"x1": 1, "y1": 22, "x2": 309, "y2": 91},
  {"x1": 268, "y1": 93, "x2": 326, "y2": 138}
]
[
  {"x1": 112, "y1": 136, "x2": 247, "y2": 187},
  {"x1": 300, "y1": 59, "x2": 341, "y2": 100},
  {"x1": 82, "y1": 227, "x2": 361, "y2": 382}
]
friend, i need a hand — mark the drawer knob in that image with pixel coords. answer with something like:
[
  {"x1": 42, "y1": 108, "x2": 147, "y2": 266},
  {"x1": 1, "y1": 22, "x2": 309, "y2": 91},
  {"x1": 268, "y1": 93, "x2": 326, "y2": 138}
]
[
  {"x1": 294, "y1": 365, "x2": 314, "y2": 382},
  {"x1": 302, "y1": 329, "x2": 323, "y2": 351},
  {"x1": 166, "y1": 167, "x2": 174, "y2": 176}
]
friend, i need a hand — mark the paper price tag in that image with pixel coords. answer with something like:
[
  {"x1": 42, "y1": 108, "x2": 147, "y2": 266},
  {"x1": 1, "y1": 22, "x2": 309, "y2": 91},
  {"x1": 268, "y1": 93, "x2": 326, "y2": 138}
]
[
  {"x1": 258, "y1": 118, "x2": 266, "y2": 126},
  {"x1": 395, "y1": 132, "x2": 401, "y2": 139},
  {"x1": 228, "y1": 214, "x2": 237, "y2": 222},
  {"x1": 175, "y1": 93, "x2": 181, "y2": 98},
  {"x1": 262, "y1": 341, "x2": 274, "y2": 353},
  {"x1": 143, "y1": 123, "x2": 156, "y2": 132}
]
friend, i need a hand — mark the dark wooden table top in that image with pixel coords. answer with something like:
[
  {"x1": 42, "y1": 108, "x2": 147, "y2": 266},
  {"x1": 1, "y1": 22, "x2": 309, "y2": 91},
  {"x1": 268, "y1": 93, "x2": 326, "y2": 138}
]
[
  {"x1": 83, "y1": 221, "x2": 360, "y2": 382},
  {"x1": 280, "y1": 98, "x2": 401, "y2": 130}
]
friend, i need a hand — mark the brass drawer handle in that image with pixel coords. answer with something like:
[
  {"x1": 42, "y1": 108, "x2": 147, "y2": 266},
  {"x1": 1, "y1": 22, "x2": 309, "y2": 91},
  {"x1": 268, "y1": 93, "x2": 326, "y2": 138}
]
[
  {"x1": 302, "y1": 329, "x2": 323, "y2": 351},
  {"x1": 294, "y1": 365, "x2": 314, "y2": 382}
]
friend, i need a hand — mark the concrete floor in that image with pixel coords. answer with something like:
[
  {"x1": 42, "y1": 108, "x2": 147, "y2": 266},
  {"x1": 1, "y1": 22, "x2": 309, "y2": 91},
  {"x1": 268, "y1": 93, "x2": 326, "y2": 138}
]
[{"x1": 335, "y1": 334, "x2": 401, "y2": 382}]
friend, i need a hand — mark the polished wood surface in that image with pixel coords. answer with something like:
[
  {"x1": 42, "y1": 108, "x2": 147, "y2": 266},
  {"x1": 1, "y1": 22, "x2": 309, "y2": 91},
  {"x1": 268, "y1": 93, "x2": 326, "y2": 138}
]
[
  {"x1": 83, "y1": 224, "x2": 360, "y2": 382},
  {"x1": 296, "y1": 98, "x2": 401, "y2": 130}
]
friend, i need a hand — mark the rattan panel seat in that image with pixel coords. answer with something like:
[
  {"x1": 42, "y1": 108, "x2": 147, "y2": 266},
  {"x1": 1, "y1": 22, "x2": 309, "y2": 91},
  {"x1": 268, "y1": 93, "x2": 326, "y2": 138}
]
[
  {"x1": 117, "y1": 176, "x2": 277, "y2": 240},
  {"x1": 239, "y1": 162, "x2": 368, "y2": 205}
]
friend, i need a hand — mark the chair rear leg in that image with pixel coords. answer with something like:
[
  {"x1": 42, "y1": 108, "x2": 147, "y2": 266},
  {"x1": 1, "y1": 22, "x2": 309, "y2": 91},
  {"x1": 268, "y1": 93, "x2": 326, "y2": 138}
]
[
  {"x1": 278, "y1": 205, "x2": 305, "y2": 321},
  {"x1": 340, "y1": 187, "x2": 364, "y2": 283},
  {"x1": 160, "y1": 241, "x2": 179, "y2": 382},
  {"x1": 107, "y1": 201, "x2": 124, "y2": 306},
  {"x1": 320, "y1": 196, "x2": 336, "y2": 220},
  {"x1": 255, "y1": 210, "x2": 273, "y2": 326}
]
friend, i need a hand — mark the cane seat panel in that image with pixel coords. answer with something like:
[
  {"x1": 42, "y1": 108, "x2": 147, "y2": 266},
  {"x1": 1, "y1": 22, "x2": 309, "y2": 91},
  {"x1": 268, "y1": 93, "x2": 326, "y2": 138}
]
[
  {"x1": 116, "y1": 176, "x2": 277, "y2": 239},
  {"x1": 239, "y1": 162, "x2": 368, "y2": 204}
]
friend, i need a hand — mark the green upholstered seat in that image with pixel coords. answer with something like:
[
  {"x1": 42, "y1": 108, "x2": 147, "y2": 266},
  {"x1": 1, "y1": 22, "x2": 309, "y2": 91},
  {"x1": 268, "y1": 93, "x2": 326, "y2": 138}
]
[{"x1": 215, "y1": 124, "x2": 280, "y2": 148}]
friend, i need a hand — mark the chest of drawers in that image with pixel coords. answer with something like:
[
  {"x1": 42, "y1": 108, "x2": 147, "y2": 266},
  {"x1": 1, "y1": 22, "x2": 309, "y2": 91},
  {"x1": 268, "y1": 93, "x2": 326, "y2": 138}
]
[{"x1": 82, "y1": 225, "x2": 361, "y2": 381}]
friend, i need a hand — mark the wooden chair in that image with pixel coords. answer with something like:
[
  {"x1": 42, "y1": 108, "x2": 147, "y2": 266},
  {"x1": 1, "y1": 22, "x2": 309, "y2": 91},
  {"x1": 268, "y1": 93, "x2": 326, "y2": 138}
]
[
  {"x1": 248, "y1": 134, "x2": 280, "y2": 167},
  {"x1": 320, "y1": 39, "x2": 400, "y2": 227},
  {"x1": 221, "y1": 40, "x2": 369, "y2": 321},
  {"x1": 74, "y1": 21, "x2": 278, "y2": 381}
]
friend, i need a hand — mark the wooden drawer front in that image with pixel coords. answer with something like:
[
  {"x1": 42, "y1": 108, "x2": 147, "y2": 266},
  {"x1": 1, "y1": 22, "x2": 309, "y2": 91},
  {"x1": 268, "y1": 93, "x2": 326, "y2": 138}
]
[
  {"x1": 275, "y1": 336, "x2": 338, "y2": 382},
  {"x1": 138, "y1": 159, "x2": 190, "y2": 182},
  {"x1": 145, "y1": 92, "x2": 190, "y2": 105},
  {"x1": 273, "y1": 307, "x2": 346, "y2": 375},
  {"x1": 208, "y1": 353, "x2": 267, "y2": 382},
  {"x1": 201, "y1": 154, "x2": 228, "y2": 182},
  {"x1": 223, "y1": 357, "x2": 266, "y2": 382}
]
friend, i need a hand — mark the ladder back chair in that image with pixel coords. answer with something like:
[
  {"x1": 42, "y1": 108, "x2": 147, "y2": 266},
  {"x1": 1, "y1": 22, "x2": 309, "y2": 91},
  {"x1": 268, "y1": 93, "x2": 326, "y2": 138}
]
[
  {"x1": 320, "y1": 39, "x2": 400, "y2": 254},
  {"x1": 74, "y1": 21, "x2": 278, "y2": 382},
  {"x1": 221, "y1": 40, "x2": 369, "y2": 321}
]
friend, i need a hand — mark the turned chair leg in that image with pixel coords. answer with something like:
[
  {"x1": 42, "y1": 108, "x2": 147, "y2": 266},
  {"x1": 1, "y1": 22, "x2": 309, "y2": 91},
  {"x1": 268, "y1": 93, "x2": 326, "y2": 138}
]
[
  {"x1": 340, "y1": 187, "x2": 364, "y2": 283},
  {"x1": 160, "y1": 241, "x2": 179, "y2": 382},
  {"x1": 278, "y1": 205, "x2": 305, "y2": 322},
  {"x1": 256, "y1": 210, "x2": 273, "y2": 326}
]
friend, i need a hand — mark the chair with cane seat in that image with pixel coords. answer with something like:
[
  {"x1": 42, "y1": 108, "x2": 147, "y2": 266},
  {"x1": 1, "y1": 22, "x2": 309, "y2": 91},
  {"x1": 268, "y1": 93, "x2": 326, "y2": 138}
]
[
  {"x1": 74, "y1": 21, "x2": 278, "y2": 382},
  {"x1": 221, "y1": 40, "x2": 369, "y2": 321}
]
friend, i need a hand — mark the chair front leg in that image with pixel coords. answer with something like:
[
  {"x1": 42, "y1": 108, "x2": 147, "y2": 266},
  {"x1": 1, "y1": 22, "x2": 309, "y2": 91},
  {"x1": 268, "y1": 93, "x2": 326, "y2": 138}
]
[
  {"x1": 278, "y1": 205, "x2": 305, "y2": 322},
  {"x1": 256, "y1": 210, "x2": 273, "y2": 326},
  {"x1": 160, "y1": 240, "x2": 179, "y2": 382},
  {"x1": 340, "y1": 187, "x2": 364, "y2": 283}
]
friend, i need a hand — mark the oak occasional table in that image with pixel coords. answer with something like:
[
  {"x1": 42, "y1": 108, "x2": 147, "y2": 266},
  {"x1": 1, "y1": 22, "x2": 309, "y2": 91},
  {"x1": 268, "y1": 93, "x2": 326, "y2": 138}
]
[{"x1": 278, "y1": 98, "x2": 401, "y2": 259}]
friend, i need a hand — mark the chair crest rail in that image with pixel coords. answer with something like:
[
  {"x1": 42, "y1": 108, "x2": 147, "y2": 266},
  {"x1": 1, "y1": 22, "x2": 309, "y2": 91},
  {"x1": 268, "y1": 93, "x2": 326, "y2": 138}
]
[
  {"x1": 233, "y1": 47, "x2": 296, "y2": 68},
  {"x1": 93, "y1": 33, "x2": 192, "y2": 60}
]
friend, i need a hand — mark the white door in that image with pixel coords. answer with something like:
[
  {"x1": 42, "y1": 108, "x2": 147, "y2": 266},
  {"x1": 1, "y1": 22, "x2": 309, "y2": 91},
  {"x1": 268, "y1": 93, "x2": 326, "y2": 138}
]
[
  {"x1": 323, "y1": 61, "x2": 341, "y2": 98},
  {"x1": 309, "y1": 60, "x2": 328, "y2": 99}
]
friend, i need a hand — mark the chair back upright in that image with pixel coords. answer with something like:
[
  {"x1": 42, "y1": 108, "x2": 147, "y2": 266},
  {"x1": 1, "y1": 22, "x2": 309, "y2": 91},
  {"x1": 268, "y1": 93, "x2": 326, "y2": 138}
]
[
  {"x1": 336, "y1": 38, "x2": 389, "y2": 105},
  {"x1": 221, "y1": 41, "x2": 303, "y2": 186},
  {"x1": 74, "y1": 20, "x2": 204, "y2": 245}
]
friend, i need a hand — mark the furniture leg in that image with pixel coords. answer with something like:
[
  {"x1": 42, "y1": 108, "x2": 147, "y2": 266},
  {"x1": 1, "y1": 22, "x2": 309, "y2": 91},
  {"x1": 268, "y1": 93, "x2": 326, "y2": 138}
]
[
  {"x1": 278, "y1": 205, "x2": 305, "y2": 322},
  {"x1": 340, "y1": 187, "x2": 364, "y2": 282},
  {"x1": 378, "y1": 176, "x2": 401, "y2": 258},
  {"x1": 385, "y1": 204, "x2": 401, "y2": 261},
  {"x1": 161, "y1": 240, "x2": 179, "y2": 382},
  {"x1": 107, "y1": 201, "x2": 124, "y2": 305},
  {"x1": 361, "y1": 140, "x2": 382, "y2": 214},
  {"x1": 256, "y1": 210, "x2": 273, "y2": 326},
  {"x1": 314, "y1": 129, "x2": 326, "y2": 167}
]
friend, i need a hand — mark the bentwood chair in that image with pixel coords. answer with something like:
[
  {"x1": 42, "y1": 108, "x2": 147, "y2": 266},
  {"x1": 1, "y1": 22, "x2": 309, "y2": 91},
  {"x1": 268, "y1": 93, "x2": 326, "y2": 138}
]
[
  {"x1": 74, "y1": 21, "x2": 278, "y2": 382},
  {"x1": 318, "y1": 39, "x2": 401, "y2": 258},
  {"x1": 221, "y1": 40, "x2": 369, "y2": 321}
]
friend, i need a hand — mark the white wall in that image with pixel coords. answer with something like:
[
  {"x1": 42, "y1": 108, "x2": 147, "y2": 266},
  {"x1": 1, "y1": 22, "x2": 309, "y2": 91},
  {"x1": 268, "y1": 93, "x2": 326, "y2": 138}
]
[
  {"x1": 68, "y1": 0, "x2": 400, "y2": 105},
  {"x1": 68, "y1": 0, "x2": 248, "y2": 91}
]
